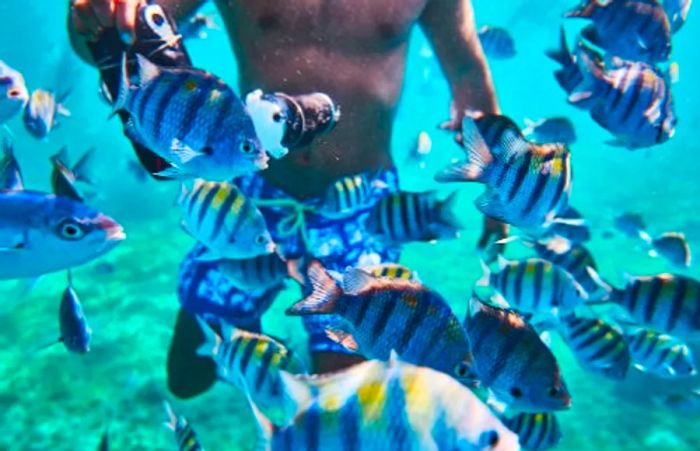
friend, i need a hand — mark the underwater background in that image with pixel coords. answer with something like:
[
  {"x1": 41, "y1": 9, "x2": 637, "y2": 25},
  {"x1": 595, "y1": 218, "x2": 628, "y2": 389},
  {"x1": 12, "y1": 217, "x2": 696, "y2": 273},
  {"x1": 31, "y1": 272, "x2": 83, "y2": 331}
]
[{"x1": 1, "y1": 0, "x2": 699, "y2": 449}]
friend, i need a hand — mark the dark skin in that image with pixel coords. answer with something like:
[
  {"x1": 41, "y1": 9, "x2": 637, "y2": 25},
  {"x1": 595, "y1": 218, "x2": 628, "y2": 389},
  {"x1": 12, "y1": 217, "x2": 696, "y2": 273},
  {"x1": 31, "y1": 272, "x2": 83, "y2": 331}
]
[{"x1": 70, "y1": 0, "x2": 508, "y2": 398}]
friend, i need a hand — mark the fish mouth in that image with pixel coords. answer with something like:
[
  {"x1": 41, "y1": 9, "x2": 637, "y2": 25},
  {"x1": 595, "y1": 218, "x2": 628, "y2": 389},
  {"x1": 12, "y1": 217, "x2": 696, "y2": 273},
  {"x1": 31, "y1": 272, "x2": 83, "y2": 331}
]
[
  {"x1": 256, "y1": 151, "x2": 270, "y2": 170},
  {"x1": 265, "y1": 241, "x2": 276, "y2": 254},
  {"x1": 96, "y1": 215, "x2": 126, "y2": 241}
]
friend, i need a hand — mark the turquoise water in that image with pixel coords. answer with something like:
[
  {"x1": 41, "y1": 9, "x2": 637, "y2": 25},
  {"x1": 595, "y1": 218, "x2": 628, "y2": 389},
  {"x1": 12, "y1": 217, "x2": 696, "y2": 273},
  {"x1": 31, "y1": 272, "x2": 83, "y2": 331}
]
[{"x1": 1, "y1": 1, "x2": 699, "y2": 449}]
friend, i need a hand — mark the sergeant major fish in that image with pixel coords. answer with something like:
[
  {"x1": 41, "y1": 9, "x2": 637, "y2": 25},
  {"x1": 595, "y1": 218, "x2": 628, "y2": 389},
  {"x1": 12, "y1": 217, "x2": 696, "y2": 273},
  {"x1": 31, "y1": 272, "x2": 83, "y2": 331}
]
[
  {"x1": 315, "y1": 172, "x2": 387, "y2": 219},
  {"x1": 0, "y1": 60, "x2": 28, "y2": 125},
  {"x1": 113, "y1": 54, "x2": 268, "y2": 181},
  {"x1": 624, "y1": 327, "x2": 697, "y2": 377},
  {"x1": 287, "y1": 262, "x2": 476, "y2": 385},
  {"x1": 23, "y1": 89, "x2": 71, "y2": 139},
  {"x1": 502, "y1": 412, "x2": 562, "y2": 451},
  {"x1": 478, "y1": 26, "x2": 517, "y2": 60},
  {"x1": 57, "y1": 272, "x2": 92, "y2": 354},
  {"x1": 218, "y1": 253, "x2": 289, "y2": 292},
  {"x1": 163, "y1": 402, "x2": 204, "y2": 451},
  {"x1": 252, "y1": 354, "x2": 521, "y2": 450}
]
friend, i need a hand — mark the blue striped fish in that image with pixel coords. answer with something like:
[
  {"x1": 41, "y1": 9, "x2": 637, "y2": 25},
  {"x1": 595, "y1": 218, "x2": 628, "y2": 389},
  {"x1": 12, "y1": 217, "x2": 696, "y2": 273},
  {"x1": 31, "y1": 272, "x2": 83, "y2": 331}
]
[
  {"x1": 113, "y1": 54, "x2": 267, "y2": 181},
  {"x1": 502, "y1": 412, "x2": 562, "y2": 451},
  {"x1": 478, "y1": 26, "x2": 517, "y2": 59},
  {"x1": 252, "y1": 355, "x2": 521, "y2": 450},
  {"x1": 218, "y1": 253, "x2": 289, "y2": 292},
  {"x1": 178, "y1": 180, "x2": 275, "y2": 260},
  {"x1": 570, "y1": 41, "x2": 677, "y2": 149},
  {"x1": 664, "y1": 0, "x2": 693, "y2": 32},
  {"x1": 624, "y1": 328, "x2": 697, "y2": 378},
  {"x1": 479, "y1": 256, "x2": 587, "y2": 316},
  {"x1": 286, "y1": 262, "x2": 476, "y2": 385},
  {"x1": 365, "y1": 191, "x2": 462, "y2": 244},
  {"x1": 558, "y1": 314, "x2": 630, "y2": 380},
  {"x1": 315, "y1": 172, "x2": 384, "y2": 219},
  {"x1": 0, "y1": 138, "x2": 23, "y2": 190},
  {"x1": 163, "y1": 402, "x2": 204, "y2": 451},
  {"x1": 565, "y1": 0, "x2": 672, "y2": 64},
  {"x1": 603, "y1": 273, "x2": 700, "y2": 340},
  {"x1": 465, "y1": 296, "x2": 571, "y2": 413},
  {"x1": 436, "y1": 115, "x2": 573, "y2": 235},
  {"x1": 196, "y1": 319, "x2": 305, "y2": 426}
]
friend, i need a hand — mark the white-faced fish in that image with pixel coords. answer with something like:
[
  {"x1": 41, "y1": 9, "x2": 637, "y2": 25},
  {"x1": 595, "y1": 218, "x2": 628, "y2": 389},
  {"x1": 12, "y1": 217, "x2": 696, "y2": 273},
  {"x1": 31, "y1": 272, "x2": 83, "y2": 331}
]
[
  {"x1": 614, "y1": 212, "x2": 649, "y2": 240},
  {"x1": 465, "y1": 295, "x2": 571, "y2": 413},
  {"x1": 436, "y1": 115, "x2": 573, "y2": 234},
  {"x1": 113, "y1": 54, "x2": 268, "y2": 181},
  {"x1": 178, "y1": 179, "x2": 275, "y2": 260},
  {"x1": 600, "y1": 273, "x2": 700, "y2": 340},
  {"x1": 502, "y1": 412, "x2": 562, "y2": 451},
  {"x1": 218, "y1": 253, "x2": 289, "y2": 292},
  {"x1": 564, "y1": 0, "x2": 672, "y2": 64},
  {"x1": 661, "y1": 389, "x2": 700, "y2": 413},
  {"x1": 543, "y1": 206, "x2": 591, "y2": 243},
  {"x1": 23, "y1": 89, "x2": 71, "y2": 139},
  {"x1": 663, "y1": 0, "x2": 693, "y2": 32},
  {"x1": 195, "y1": 320, "x2": 305, "y2": 426},
  {"x1": 315, "y1": 172, "x2": 385, "y2": 219},
  {"x1": 286, "y1": 262, "x2": 476, "y2": 385},
  {"x1": 624, "y1": 327, "x2": 697, "y2": 378},
  {"x1": 0, "y1": 138, "x2": 23, "y2": 190},
  {"x1": 0, "y1": 60, "x2": 28, "y2": 125},
  {"x1": 649, "y1": 232, "x2": 692, "y2": 268},
  {"x1": 245, "y1": 89, "x2": 289, "y2": 159},
  {"x1": 252, "y1": 354, "x2": 521, "y2": 450},
  {"x1": 558, "y1": 314, "x2": 630, "y2": 380},
  {"x1": 478, "y1": 256, "x2": 587, "y2": 316},
  {"x1": 406, "y1": 130, "x2": 432, "y2": 169},
  {"x1": 478, "y1": 26, "x2": 517, "y2": 59},
  {"x1": 163, "y1": 402, "x2": 205, "y2": 451},
  {"x1": 58, "y1": 272, "x2": 92, "y2": 354},
  {"x1": 365, "y1": 191, "x2": 463, "y2": 244},
  {"x1": 523, "y1": 117, "x2": 577, "y2": 146},
  {"x1": 569, "y1": 41, "x2": 677, "y2": 149}
]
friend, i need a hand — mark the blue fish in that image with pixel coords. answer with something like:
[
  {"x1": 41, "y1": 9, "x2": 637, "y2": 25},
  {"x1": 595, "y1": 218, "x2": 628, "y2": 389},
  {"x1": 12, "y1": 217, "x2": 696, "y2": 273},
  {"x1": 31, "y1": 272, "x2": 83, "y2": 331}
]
[
  {"x1": 649, "y1": 232, "x2": 692, "y2": 268},
  {"x1": 58, "y1": 272, "x2": 92, "y2": 354},
  {"x1": 614, "y1": 212, "x2": 649, "y2": 240},
  {"x1": 624, "y1": 327, "x2": 697, "y2": 377},
  {"x1": 478, "y1": 26, "x2": 517, "y2": 59},
  {"x1": 22, "y1": 89, "x2": 71, "y2": 139},
  {"x1": 0, "y1": 60, "x2": 28, "y2": 125},
  {"x1": 0, "y1": 138, "x2": 23, "y2": 190},
  {"x1": 502, "y1": 412, "x2": 562, "y2": 450},
  {"x1": 523, "y1": 117, "x2": 577, "y2": 145},
  {"x1": 663, "y1": 0, "x2": 693, "y2": 33},
  {"x1": 163, "y1": 402, "x2": 205, "y2": 451}
]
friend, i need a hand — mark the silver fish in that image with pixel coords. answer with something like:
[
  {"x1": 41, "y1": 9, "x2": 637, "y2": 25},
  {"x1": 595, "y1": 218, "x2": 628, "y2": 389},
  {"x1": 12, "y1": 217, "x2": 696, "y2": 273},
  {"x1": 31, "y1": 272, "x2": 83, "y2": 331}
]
[{"x1": 0, "y1": 60, "x2": 28, "y2": 125}]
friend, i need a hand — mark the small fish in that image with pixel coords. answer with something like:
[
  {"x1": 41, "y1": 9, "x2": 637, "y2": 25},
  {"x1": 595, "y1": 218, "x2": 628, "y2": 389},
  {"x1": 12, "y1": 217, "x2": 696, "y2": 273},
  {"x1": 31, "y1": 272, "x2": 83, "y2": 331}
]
[
  {"x1": 564, "y1": 0, "x2": 672, "y2": 64},
  {"x1": 244, "y1": 89, "x2": 289, "y2": 159},
  {"x1": 195, "y1": 320, "x2": 305, "y2": 426},
  {"x1": 624, "y1": 328, "x2": 697, "y2": 377},
  {"x1": 478, "y1": 256, "x2": 587, "y2": 316},
  {"x1": 286, "y1": 262, "x2": 476, "y2": 385},
  {"x1": 543, "y1": 206, "x2": 591, "y2": 243},
  {"x1": 22, "y1": 89, "x2": 70, "y2": 139},
  {"x1": 0, "y1": 191, "x2": 125, "y2": 279},
  {"x1": 58, "y1": 272, "x2": 92, "y2": 354},
  {"x1": 523, "y1": 117, "x2": 577, "y2": 145},
  {"x1": 406, "y1": 130, "x2": 432, "y2": 169},
  {"x1": 178, "y1": 179, "x2": 275, "y2": 260},
  {"x1": 0, "y1": 60, "x2": 29, "y2": 125},
  {"x1": 558, "y1": 314, "x2": 630, "y2": 380},
  {"x1": 252, "y1": 354, "x2": 521, "y2": 450},
  {"x1": 365, "y1": 191, "x2": 463, "y2": 244},
  {"x1": 365, "y1": 263, "x2": 419, "y2": 282},
  {"x1": 502, "y1": 412, "x2": 562, "y2": 451},
  {"x1": 436, "y1": 115, "x2": 573, "y2": 234},
  {"x1": 661, "y1": 389, "x2": 700, "y2": 413},
  {"x1": 570, "y1": 40, "x2": 676, "y2": 149},
  {"x1": 315, "y1": 172, "x2": 385, "y2": 219},
  {"x1": 478, "y1": 26, "x2": 517, "y2": 59},
  {"x1": 601, "y1": 273, "x2": 700, "y2": 340},
  {"x1": 0, "y1": 138, "x2": 23, "y2": 190},
  {"x1": 649, "y1": 232, "x2": 691, "y2": 268},
  {"x1": 614, "y1": 213, "x2": 649, "y2": 240},
  {"x1": 181, "y1": 13, "x2": 218, "y2": 40},
  {"x1": 465, "y1": 295, "x2": 571, "y2": 412},
  {"x1": 663, "y1": 0, "x2": 693, "y2": 33},
  {"x1": 113, "y1": 54, "x2": 268, "y2": 181},
  {"x1": 163, "y1": 402, "x2": 204, "y2": 451},
  {"x1": 218, "y1": 253, "x2": 289, "y2": 292}
]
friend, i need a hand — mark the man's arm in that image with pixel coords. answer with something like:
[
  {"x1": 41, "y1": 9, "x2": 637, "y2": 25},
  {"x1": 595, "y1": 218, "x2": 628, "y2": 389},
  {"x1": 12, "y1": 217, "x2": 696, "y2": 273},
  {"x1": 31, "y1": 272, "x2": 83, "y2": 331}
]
[{"x1": 419, "y1": 0, "x2": 499, "y2": 124}]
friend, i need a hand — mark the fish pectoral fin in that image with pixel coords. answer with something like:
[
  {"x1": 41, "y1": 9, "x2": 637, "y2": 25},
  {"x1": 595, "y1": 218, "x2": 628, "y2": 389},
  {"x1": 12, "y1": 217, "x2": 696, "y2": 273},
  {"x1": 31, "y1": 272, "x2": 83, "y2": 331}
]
[
  {"x1": 56, "y1": 104, "x2": 71, "y2": 117},
  {"x1": 324, "y1": 326, "x2": 360, "y2": 353},
  {"x1": 568, "y1": 90, "x2": 594, "y2": 104},
  {"x1": 169, "y1": 139, "x2": 206, "y2": 164}
]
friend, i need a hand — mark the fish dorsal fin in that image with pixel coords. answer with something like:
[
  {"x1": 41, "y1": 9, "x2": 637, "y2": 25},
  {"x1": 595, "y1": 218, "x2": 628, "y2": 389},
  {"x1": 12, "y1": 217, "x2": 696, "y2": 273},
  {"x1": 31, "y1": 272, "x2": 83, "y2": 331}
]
[
  {"x1": 342, "y1": 266, "x2": 374, "y2": 295},
  {"x1": 135, "y1": 54, "x2": 161, "y2": 85}
]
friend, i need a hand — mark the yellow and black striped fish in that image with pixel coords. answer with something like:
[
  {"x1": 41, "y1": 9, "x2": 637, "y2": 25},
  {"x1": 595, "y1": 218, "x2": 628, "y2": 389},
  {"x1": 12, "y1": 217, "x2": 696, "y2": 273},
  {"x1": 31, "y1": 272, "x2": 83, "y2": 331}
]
[
  {"x1": 163, "y1": 402, "x2": 204, "y2": 451},
  {"x1": 366, "y1": 263, "x2": 419, "y2": 282},
  {"x1": 502, "y1": 412, "x2": 562, "y2": 451},
  {"x1": 624, "y1": 328, "x2": 697, "y2": 378},
  {"x1": 218, "y1": 252, "x2": 288, "y2": 292},
  {"x1": 316, "y1": 172, "x2": 384, "y2": 219}
]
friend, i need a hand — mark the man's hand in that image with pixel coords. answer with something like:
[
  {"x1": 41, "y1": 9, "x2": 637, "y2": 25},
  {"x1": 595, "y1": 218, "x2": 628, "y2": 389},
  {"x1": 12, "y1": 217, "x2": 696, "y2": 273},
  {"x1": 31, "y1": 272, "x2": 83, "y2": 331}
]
[{"x1": 70, "y1": 0, "x2": 143, "y2": 43}]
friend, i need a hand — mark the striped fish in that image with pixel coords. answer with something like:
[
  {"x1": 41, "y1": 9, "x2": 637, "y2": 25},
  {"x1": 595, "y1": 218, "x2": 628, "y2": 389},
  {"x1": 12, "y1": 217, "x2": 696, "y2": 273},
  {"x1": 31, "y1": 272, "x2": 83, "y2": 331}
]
[
  {"x1": 286, "y1": 262, "x2": 476, "y2": 385},
  {"x1": 471, "y1": 111, "x2": 524, "y2": 150},
  {"x1": 366, "y1": 263, "x2": 419, "y2": 282},
  {"x1": 650, "y1": 232, "x2": 692, "y2": 268},
  {"x1": 478, "y1": 26, "x2": 517, "y2": 59},
  {"x1": 113, "y1": 54, "x2": 267, "y2": 180},
  {"x1": 543, "y1": 206, "x2": 591, "y2": 243},
  {"x1": 0, "y1": 137, "x2": 23, "y2": 190},
  {"x1": 564, "y1": 0, "x2": 672, "y2": 63},
  {"x1": 218, "y1": 253, "x2": 288, "y2": 291},
  {"x1": 570, "y1": 40, "x2": 676, "y2": 149},
  {"x1": 365, "y1": 191, "x2": 462, "y2": 244},
  {"x1": 436, "y1": 115, "x2": 573, "y2": 235},
  {"x1": 163, "y1": 402, "x2": 204, "y2": 451},
  {"x1": 558, "y1": 314, "x2": 630, "y2": 380},
  {"x1": 604, "y1": 274, "x2": 700, "y2": 340},
  {"x1": 502, "y1": 412, "x2": 562, "y2": 451},
  {"x1": 178, "y1": 179, "x2": 275, "y2": 260},
  {"x1": 664, "y1": 0, "x2": 693, "y2": 33},
  {"x1": 624, "y1": 328, "x2": 697, "y2": 378},
  {"x1": 315, "y1": 171, "x2": 384, "y2": 219},
  {"x1": 253, "y1": 355, "x2": 521, "y2": 450},
  {"x1": 196, "y1": 319, "x2": 305, "y2": 426},
  {"x1": 479, "y1": 256, "x2": 587, "y2": 316},
  {"x1": 465, "y1": 296, "x2": 571, "y2": 413}
]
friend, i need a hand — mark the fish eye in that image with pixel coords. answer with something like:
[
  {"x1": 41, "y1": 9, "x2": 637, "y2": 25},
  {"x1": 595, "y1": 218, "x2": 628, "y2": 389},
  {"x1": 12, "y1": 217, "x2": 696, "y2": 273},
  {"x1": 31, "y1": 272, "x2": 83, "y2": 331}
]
[
  {"x1": 239, "y1": 140, "x2": 254, "y2": 154},
  {"x1": 454, "y1": 362, "x2": 471, "y2": 378},
  {"x1": 478, "y1": 430, "x2": 500, "y2": 448},
  {"x1": 144, "y1": 6, "x2": 168, "y2": 31},
  {"x1": 201, "y1": 146, "x2": 213, "y2": 156},
  {"x1": 548, "y1": 386, "x2": 560, "y2": 397},
  {"x1": 58, "y1": 218, "x2": 86, "y2": 240},
  {"x1": 255, "y1": 234, "x2": 267, "y2": 245},
  {"x1": 272, "y1": 112, "x2": 283, "y2": 122},
  {"x1": 509, "y1": 387, "x2": 523, "y2": 399},
  {"x1": 8, "y1": 89, "x2": 21, "y2": 98}
]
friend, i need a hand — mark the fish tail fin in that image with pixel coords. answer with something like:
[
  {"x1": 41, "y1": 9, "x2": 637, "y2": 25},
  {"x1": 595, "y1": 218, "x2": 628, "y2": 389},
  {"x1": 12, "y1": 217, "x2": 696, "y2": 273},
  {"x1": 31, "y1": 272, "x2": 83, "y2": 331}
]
[
  {"x1": 194, "y1": 316, "x2": 222, "y2": 358},
  {"x1": 162, "y1": 401, "x2": 178, "y2": 431},
  {"x1": 546, "y1": 26, "x2": 571, "y2": 66},
  {"x1": 110, "y1": 54, "x2": 131, "y2": 118},
  {"x1": 285, "y1": 261, "x2": 341, "y2": 315},
  {"x1": 476, "y1": 259, "x2": 492, "y2": 287},
  {"x1": 437, "y1": 191, "x2": 464, "y2": 230},
  {"x1": 563, "y1": 0, "x2": 596, "y2": 18},
  {"x1": 434, "y1": 116, "x2": 493, "y2": 183}
]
